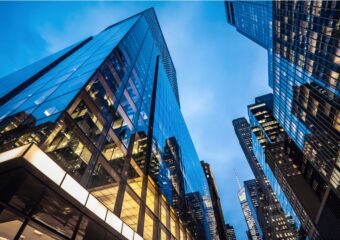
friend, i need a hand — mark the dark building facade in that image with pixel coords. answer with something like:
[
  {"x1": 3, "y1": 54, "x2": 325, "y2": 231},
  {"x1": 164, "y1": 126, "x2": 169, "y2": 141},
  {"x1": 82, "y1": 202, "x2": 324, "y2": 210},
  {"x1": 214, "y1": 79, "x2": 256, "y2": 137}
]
[
  {"x1": 0, "y1": 9, "x2": 217, "y2": 240},
  {"x1": 201, "y1": 160, "x2": 227, "y2": 240},
  {"x1": 233, "y1": 117, "x2": 297, "y2": 240},
  {"x1": 228, "y1": 1, "x2": 340, "y2": 239},
  {"x1": 225, "y1": 223, "x2": 237, "y2": 240}
]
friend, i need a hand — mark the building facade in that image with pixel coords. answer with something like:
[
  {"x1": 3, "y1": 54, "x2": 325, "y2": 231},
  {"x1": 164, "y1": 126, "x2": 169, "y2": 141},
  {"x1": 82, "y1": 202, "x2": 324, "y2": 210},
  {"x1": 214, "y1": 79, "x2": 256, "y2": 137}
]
[
  {"x1": 0, "y1": 8, "x2": 215, "y2": 240},
  {"x1": 228, "y1": 1, "x2": 340, "y2": 239},
  {"x1": 201, "y1": 160, "x2": 227, "y2": 240}
]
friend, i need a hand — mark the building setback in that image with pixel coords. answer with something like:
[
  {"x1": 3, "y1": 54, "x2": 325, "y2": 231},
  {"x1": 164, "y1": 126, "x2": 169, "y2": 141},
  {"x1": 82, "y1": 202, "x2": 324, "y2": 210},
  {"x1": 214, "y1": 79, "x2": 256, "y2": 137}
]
[
  {"x1": 227, "y1": 1, "x2": 340, "y2": 239},
  {"x1": 0, "y1": 8, "x2": 217, "y2": 240},
  {"x1": 201, "y1": 160, "x2": 227, "y2": 240}
]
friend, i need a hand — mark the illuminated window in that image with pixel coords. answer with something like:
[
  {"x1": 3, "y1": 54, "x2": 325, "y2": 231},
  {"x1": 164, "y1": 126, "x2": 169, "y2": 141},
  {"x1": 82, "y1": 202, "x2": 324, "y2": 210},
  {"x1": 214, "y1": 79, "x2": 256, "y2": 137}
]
[
  {"x1": 121, "y1": 188, "x2": 140, "y2": 231},
  {"x1": 143, "y1": 211, "x2": 154, "y2": 240}
]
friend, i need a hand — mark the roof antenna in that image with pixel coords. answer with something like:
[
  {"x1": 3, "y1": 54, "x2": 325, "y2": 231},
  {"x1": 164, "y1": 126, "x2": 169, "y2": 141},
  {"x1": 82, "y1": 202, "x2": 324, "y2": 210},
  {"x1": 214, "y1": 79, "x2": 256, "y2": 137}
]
[{"x1": 234, "y1": 168, "x2": 242, "y2": 190}]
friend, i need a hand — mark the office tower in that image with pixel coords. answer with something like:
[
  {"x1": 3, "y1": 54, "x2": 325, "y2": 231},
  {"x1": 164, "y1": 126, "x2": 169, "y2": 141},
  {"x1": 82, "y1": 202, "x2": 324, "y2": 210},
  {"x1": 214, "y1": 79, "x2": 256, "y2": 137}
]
[
  {"x1": 228, "y1": 1, "x2": 340, "y2": 239},
  {"x1": 238, "y1": 186, "x2": 261, "y2": 240},
  {"x1": 0, "y1": 8, "x2": 216, "y2": 240},
  {"x1": 225, "y1": 223, "x2": 237, "y2": 240},
  {"x1": 201, "y1": 160, "x2": 227, "y2": 240},
  {"x1": 233, "y1": 117, "x2": 298, "y2": 240},
  {"x1": 243, "y1": 180, "x2": 263, "y2": 239}
]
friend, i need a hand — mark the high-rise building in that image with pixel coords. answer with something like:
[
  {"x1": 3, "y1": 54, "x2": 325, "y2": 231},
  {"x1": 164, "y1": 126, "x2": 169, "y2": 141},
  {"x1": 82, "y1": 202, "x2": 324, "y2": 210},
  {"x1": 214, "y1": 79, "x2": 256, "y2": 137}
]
[
  {"x1": 225, "y1": 1, "x2": 273, "y2": 87},
  {"x1": 233, "y1": 117, "x2": 298, "y2": 240},
  {"x1": 201, "y1": 160, "x2": 227, "y2": 240},
  {"x1": 0, "y1": 8, "x2": 216, "y2": 240},
  {"x1": 225, "y1": 223, "x2": 237, "y2": 240},
  {"x1": 238, "y1": 186, "x2": 261, "y2": 240},
  {"x1": 243, "y1": 180, "x2": 262, "y2": 238},
  {"x1": 228, "y1": 1, "x2": 340, "y2": 238}
]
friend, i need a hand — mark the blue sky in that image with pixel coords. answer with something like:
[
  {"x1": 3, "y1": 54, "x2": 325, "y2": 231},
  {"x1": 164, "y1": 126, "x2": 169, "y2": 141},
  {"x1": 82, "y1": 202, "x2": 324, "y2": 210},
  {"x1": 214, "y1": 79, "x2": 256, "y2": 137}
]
[{"x1": 0, "y1": 2, "x2": 271, "y2": 239}]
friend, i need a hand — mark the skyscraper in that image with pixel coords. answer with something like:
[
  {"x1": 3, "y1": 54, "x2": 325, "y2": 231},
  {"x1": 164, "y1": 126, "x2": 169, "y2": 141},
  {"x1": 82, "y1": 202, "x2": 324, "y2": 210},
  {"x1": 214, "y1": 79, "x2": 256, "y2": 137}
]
[
  {"x1": 201, "y1": 160, "x2": 227, "y2": 240},
  {"x1": 225, "y1": 223, "x2": 237, "y2": 240},
  {"x1": 233, "y1": 117, "x2": 298, "y2": 240},
  {"x1": 0, "y1": 8, "x2": 216, "y2": 240},
  {"x1": 238, "y1": 186, "x2": 261, "y2": 240},
  {"x1": 243, "y1": 180, "x2": 262, "y2": 238},
  {"x1": 228, "y1": 1, "x2": 340, "y2": 239}
]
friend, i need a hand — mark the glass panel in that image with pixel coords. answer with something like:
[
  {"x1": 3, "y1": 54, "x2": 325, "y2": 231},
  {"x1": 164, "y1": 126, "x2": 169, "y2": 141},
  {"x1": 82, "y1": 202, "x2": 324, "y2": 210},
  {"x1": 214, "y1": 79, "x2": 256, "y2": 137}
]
[
  {"x1": 112, "y1": 106, "x2": 134, "y2": 148},
  {"x1": 170, "y1": 212, "x2": 177, "y2": 237},
  {"x1": 132, "y1": 126, "x2": 148, "y2": 172},
  {"x1": 75, "y1": 217, "x2": 106, "y2": 240},
  {"x1": 146, "y1": 181, "x2": 157, "y2": 214},
  {"x1": 32, "y1": 189, "x2": 81, "y2": 238},
  {"x1": 88, "y1": 159, "x2": 119, "y2": 212},
  {"x1": 86, "y1": 77, "x2": 115, "y2": 120},
  {"x1": 160, "y1": 227, "x2": 167, "y2": 240},
  {"x1": 20, "y1": 221, "x2": 65, "y2": 240},
  {"x1": 120, "y1": 187, "x2": 140, "y2": 232},
  {"x1": 31, "y1": 90, "x2": 78, "y2": 121},
  {"x1": 101, "y1": 129, "x2": 125, "y2": 173},
  {"x1": 46, "y1": 127, "x2": 93, "y2": 181},
  {"x1": 180, "y1": 224, "x2": 185, "y2": 240},
  {"x1": 160, "y1": 200, "x2": 168, "y2": 228},
  {"x1": 143, "y1": 211, "x2": 154, "y2": 240},
  {"x1": 0, "y1": 209, "x2": 24, "y2": 239},
  {"x1": 70, "y1": 100, "x2": 104, "y2": 145},
  {"x1": 127, "y1": 158, "x2": 144, "y2": 197}
]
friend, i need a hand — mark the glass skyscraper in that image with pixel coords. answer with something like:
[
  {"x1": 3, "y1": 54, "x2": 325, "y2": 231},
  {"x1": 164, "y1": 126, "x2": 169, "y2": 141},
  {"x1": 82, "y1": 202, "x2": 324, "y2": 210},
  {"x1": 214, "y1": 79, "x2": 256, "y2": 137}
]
[
  {"x1": 233, "y1": 117, "x2": 297, "y2": 240},
  {"x1": 228, "y1": 1, "x2": 340, "y2": 239},
  {"x1": 238, "y1": 185, "x2": 261, "y2": 240},
  {"x1": 0, "y1": 8, "x2": 217, "y2": 240}
]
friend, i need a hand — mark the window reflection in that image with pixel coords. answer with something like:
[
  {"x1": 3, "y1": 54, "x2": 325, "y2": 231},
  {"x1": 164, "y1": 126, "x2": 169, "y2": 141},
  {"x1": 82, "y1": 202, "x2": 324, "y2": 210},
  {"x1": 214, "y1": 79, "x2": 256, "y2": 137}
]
[
  {"x1": 71, "y1": 100, "x2": 104, "y2": 145},
  {"x1": 112, "y1": 105, "x2": 134, "y2": 148},
  {"x1": 101, "y1": 129, "x2": 125, "y2": 173},
  {"x1": 21, "y1": 221, "x2": 64, "y2": 240},
  {"x1": 46, "y1": 127, "x2": 93, "y2": 181},
  {"x1": 132, "y1": 131, "x2": 148, "y2": 173},
  {"x1": 127, "y1": 158, "x2": 144, "y2": 197},
  {"x1": 0, "y1": 209, "x2": 24, "y2": 239},
  {"x1": 32, "y1": 189, "x2": 81, "y2": 238},
  {"x1": 86, "y1": 77, "x2": 115, "y2": 120}
]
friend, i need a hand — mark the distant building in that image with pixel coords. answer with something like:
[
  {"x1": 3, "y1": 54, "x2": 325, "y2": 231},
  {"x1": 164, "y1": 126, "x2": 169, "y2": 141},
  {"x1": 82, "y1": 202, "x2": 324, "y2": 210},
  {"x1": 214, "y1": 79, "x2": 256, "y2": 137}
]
[
  {"x1": 201, "y1": 160, "x2": 227, "y2": 240},
  {"x1": 225, "y1": 223, "x2": 237, "y2": 240},
  {"x1": 238, "y1": 186, "x2": 261, "y2": 240}
]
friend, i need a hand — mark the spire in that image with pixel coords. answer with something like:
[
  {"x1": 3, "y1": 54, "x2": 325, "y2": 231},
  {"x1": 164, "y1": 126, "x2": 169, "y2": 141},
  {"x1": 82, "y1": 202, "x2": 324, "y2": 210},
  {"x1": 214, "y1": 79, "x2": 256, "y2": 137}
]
[{"x1": 234, "y1": 168, "x2": 242, "y2": 190}]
